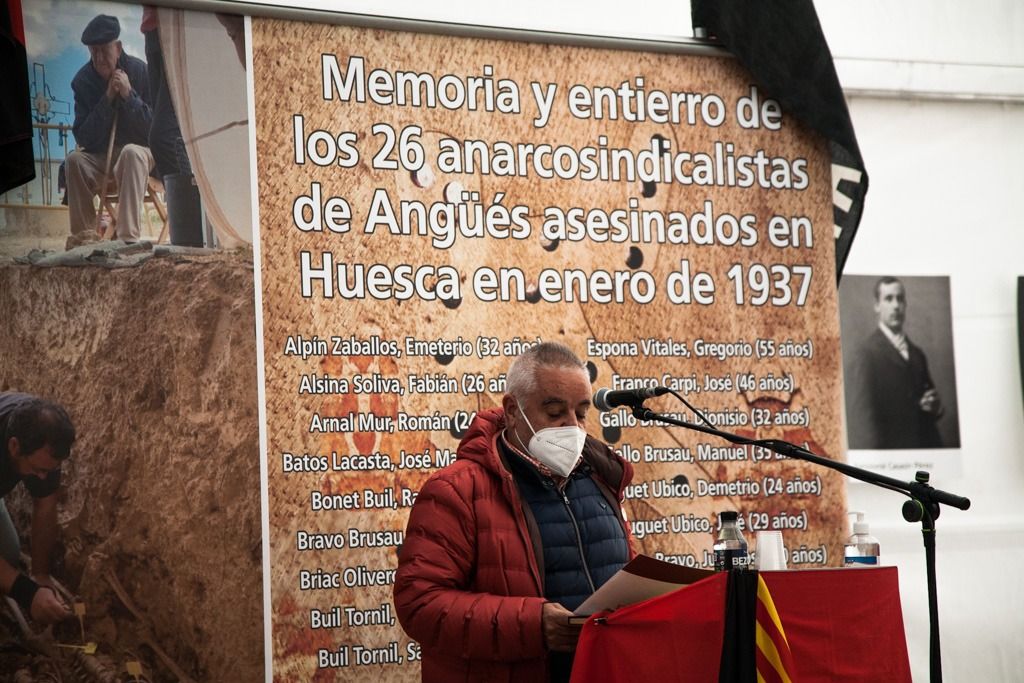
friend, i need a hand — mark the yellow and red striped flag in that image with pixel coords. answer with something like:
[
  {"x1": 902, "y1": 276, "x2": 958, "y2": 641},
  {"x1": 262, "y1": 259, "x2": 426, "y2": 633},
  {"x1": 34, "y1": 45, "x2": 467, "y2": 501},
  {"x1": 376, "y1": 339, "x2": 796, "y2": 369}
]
[{"x1": 755, "y1": 574, "x2": 798, "y2": 683}]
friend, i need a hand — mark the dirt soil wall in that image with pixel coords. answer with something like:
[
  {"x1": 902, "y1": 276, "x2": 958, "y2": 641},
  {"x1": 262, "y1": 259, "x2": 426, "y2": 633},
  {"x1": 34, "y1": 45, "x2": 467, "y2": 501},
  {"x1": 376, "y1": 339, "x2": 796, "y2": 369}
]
[{"x1": 0, "y1": 253, "x2": 263, "y2": 682}]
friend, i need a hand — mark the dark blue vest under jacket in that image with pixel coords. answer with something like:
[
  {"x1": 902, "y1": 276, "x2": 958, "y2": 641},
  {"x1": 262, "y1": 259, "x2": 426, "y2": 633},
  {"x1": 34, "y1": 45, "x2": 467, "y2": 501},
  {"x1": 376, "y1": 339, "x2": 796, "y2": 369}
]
[{"x1": 501, "y1": 439, "x2": 630, "y2": 611}]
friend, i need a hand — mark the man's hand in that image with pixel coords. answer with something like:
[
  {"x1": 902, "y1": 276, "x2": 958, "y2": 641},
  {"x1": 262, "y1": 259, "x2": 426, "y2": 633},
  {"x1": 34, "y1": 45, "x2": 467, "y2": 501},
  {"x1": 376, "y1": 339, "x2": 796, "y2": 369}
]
[
  {"x1": 107, "y1": 69, "x2": 132, "y2": 100},
  {"x1": 919, "y1": 388, "x2": 943, "y2": 417},
  {"x1": 542, "y1": 602, "x2": 581, "y2": 652},
  {"x1": 30, "y1": 585, "x2": 70, "y2": 625}
]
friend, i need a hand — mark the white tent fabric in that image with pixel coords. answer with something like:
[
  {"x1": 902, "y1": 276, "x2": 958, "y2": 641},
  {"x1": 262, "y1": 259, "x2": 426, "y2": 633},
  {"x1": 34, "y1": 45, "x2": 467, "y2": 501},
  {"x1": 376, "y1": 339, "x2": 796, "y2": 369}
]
[{"x1": 158, "y1": 8, "x2": 251, "y2": 247}]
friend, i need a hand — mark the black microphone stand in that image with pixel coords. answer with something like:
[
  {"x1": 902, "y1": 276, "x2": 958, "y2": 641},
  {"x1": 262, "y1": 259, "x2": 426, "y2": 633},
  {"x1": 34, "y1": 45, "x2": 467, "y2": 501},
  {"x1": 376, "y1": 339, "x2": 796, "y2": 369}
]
[{"x1": 629, "y1": 402, "x2": 970, "y2": 683}]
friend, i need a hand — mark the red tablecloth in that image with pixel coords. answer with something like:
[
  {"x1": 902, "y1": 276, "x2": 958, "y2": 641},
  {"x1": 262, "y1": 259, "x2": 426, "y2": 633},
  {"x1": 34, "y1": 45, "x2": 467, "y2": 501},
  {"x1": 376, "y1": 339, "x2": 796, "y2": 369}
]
[{"x1": 571, "y1": 567, "x2": 911, "y2": 682}]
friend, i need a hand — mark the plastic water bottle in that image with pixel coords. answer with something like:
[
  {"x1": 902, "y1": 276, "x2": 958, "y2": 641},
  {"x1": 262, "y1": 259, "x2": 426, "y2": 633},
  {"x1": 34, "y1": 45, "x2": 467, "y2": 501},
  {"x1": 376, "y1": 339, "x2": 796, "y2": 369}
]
[
  {"x1": 844, "y1": 511, "x2": 880, "y2": 567},
  {"x1": 714, "y1": 511, "x2": 749, "y2": 571}
]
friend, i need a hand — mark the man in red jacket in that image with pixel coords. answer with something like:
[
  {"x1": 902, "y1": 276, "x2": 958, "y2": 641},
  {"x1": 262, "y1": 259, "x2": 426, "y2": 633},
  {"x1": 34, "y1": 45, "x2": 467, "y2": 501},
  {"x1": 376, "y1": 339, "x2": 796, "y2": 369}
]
[{"x1": 395, "y1": 342, "x2": 635, "y2": 682}]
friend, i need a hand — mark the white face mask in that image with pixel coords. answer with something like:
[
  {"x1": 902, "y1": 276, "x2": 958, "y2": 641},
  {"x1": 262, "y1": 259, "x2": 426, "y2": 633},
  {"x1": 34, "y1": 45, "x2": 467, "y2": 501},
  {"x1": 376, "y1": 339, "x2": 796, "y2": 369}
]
[{"x1": 514, "y1": 401, "x2": 587, "y2": 477}]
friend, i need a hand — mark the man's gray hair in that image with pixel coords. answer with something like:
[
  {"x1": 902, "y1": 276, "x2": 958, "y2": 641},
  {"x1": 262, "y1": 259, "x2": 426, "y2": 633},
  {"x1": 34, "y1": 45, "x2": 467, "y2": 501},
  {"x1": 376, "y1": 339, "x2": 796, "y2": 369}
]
[{"x1": 506, "y1": 341, "x2": 587, "y2": 399}]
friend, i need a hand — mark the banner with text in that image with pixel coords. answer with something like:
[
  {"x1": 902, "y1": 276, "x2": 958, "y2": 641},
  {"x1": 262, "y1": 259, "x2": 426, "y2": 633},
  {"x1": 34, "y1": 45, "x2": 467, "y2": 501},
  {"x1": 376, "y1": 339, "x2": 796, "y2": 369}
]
[{"x1": 251, "y1": 18, "x2": 847, "y2": 680}]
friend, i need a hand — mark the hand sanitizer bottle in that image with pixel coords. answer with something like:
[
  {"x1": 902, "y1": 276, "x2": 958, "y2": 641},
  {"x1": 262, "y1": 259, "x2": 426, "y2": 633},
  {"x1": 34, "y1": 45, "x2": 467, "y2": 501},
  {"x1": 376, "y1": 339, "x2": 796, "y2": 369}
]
[{"x1": 844, "y1": 511, "x2": 880, "y2": 567}]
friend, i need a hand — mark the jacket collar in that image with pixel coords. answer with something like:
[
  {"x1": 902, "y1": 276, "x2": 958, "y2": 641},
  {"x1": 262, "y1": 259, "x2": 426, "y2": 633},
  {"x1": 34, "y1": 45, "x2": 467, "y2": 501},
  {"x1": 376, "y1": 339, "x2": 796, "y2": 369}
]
[{"x1": 457, "y1": 407, "x2": 630, "y2": 497}]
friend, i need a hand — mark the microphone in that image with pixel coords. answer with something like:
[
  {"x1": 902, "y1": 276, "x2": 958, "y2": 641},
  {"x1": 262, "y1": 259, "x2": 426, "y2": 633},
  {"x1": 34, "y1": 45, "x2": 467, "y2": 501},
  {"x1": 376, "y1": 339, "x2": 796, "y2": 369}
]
[{"x1": 593, "y1": 386, "x2": 670, "y2": 411}]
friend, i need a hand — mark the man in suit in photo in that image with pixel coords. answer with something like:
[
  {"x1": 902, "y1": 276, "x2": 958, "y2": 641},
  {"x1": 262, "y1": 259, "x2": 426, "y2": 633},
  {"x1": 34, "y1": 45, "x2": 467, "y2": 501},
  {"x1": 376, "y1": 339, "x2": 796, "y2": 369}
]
[{"x1": 846, "y1": 276, "x2": 944, "y2": 449}]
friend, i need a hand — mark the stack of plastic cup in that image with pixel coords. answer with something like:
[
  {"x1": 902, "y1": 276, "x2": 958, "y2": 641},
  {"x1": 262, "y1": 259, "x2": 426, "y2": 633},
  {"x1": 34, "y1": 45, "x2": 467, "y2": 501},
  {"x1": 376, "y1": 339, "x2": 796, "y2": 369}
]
[{"x1": 755, "y1": 531, "x2": 788, "y2": 570}]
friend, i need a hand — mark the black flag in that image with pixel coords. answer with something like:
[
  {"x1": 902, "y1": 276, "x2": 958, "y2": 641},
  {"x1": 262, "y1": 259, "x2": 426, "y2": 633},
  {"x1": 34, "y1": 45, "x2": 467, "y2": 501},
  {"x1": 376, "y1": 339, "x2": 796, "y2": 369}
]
[
  {"x1": 691, "y1": 1, "x2": 868, "y2": 283},
  {"x1": 718, "y1": 569, "x2": 758, "y2": 683},
  {"x1": 0, "y1": 0, "x2": 34, "y2": 194}
]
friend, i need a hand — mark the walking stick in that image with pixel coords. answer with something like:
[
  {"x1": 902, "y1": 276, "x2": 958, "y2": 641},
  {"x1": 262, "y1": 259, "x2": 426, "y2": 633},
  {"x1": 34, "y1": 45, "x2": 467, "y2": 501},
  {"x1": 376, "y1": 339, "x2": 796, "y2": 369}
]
[{"x1": 95, "y1": 109, "x2": 119, "y2": 237}]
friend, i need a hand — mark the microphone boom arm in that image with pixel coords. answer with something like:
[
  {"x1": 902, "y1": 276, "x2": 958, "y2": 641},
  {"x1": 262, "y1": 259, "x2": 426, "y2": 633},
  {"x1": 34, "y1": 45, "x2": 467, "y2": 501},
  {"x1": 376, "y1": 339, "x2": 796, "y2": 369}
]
[{"x1": 630, "y1": 405, "x2": 970, "y2": 511}]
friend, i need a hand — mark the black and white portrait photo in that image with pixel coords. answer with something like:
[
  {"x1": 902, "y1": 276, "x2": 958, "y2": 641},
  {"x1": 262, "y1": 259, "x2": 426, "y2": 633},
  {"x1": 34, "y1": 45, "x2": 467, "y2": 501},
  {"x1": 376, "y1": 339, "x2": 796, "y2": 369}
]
[{"x1": 839, "y1": 275, "x2": 961, "y2": 451}]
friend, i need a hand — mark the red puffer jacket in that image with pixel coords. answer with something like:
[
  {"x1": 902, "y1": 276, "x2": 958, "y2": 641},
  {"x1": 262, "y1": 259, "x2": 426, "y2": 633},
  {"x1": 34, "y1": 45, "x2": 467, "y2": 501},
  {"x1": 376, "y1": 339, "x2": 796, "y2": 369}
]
[{"x1": 394, "y1": 407, "x2": 634, "y2": 682}]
